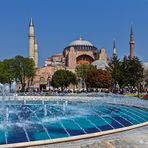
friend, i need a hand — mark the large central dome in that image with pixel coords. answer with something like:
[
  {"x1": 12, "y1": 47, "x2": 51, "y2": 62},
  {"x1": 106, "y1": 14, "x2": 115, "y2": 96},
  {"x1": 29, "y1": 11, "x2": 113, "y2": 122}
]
[{"x1": 69, "y1": 36, "x2": 93, "y2": 47}]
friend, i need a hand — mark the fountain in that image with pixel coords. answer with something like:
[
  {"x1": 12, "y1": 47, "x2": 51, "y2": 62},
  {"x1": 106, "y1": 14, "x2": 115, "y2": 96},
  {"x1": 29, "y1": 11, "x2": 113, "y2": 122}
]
[
  {"x1": 0, "y1": 82, "x2": 17, "y2": 119},
  {"x1": 5, "y1": 107, "x2": 9, "y2": 122},
  {"x1": 62, "y1": 100, "x2": 68, "y2": 113},
  {"x1": 44, "y1": 104, "x2": 47, "y2": 117},
  {"x1": 23, "y1": 100, "x2": 26, "y2": 105},
  {"x1": 0, "y1": 83, "x2": 3, "y2": 94},
  {"x1": 0, "y1": 83, "x2": 148, "y2": 146}
]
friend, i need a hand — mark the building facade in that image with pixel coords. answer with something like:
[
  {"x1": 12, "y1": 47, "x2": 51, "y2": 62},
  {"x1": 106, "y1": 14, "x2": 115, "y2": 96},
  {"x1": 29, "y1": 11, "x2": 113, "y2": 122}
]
[
  {"x1": 45, "y1": 53, "x2": 65, "y2": 67},
  {"x1": 32, "y1": 36, "x2": 109, "y2": 90},
  {"x1": 63, "y1": 36, "x2": 109, "y2": 70},
  {"x1": 29, "y1": 19, "x2": 138, "y2": 91}
]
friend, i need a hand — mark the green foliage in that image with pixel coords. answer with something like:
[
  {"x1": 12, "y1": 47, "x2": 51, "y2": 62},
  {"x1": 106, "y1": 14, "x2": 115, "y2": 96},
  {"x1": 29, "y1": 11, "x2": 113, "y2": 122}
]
[
  {"x1": 51, "y1": 70, "x2": 77, "y2": 89},
  {"x1": 123, "y1": 57, "x2": 143, "y2": 87},
  {"x1": 3, "y1": 59, "x2": 15, "y2": 84},
  {"x1": 75, "y1": 64, "x2": 96, "y2": 81},
  {"x1": 0, "y1": 56, "x2": 35, "y2": 91},
  {"x1": 85, "y1": 69, "x2": 112, "y2": 88},
  {"x1": 144, "y1": 69, "x2": 148, "y2": 84},
  {"x1": 109, "y1": 56, "x2": 144, "y2": 89},
  {"x1": 0, "y1": 61, "x2": 5, "y2": 83},
  {"x1": 109, "y1": 55, "x2": 122, "y2": 86},
  {"x1": 0, "y1": 59, "x2": 15, "y2": 84},
  {"x1": 13, "y1": 56, "x2": 35, "y2": 91}
]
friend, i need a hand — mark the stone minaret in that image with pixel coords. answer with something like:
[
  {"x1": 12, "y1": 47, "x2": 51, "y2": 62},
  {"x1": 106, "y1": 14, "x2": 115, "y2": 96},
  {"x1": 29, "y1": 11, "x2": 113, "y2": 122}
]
[
  {"x1": 28, "y1": 17, "x2": 35, "y2": 60},
  {"x1": 34, "y1": 39, "x2": 38, "y2": 68},
  {"x1": 129, "y1": 26, "x2": 135, "y2": 60},
  {"x1": 113, "y1": 40, "x2": 117, "y2": 57}
]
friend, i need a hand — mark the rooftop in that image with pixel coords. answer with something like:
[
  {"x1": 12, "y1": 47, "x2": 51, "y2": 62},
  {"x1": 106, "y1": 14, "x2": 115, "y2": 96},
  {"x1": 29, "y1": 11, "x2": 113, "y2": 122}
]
[{"x1": 69, "y1": 36, "x2": 94, "y2": 47}]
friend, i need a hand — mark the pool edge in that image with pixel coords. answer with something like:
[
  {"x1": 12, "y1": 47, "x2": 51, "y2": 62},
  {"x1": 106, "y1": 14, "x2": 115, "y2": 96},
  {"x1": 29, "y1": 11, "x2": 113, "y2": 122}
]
[{"x1": 1, "y1": 122, "x2": 148, "y2": 148}]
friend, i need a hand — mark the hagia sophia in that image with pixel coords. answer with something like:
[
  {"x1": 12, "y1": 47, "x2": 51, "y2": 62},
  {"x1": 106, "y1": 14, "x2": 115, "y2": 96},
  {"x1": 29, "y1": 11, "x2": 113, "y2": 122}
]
[{"x1": 28, "y1": 18, "x2": 148, "y2": 90}]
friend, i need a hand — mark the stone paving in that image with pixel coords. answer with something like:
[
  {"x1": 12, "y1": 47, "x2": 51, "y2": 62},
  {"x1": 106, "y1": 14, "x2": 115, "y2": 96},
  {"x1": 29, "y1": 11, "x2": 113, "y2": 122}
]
[{"x1": 32, "y1": 126, "x2": 148, "y2": 148}]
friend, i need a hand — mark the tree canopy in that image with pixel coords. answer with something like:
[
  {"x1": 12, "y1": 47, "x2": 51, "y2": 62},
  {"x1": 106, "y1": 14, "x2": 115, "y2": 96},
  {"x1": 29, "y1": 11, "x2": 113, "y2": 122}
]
[
  {"x1": 51, "y1": 70, "x2": 77, "y2": 89},
  {"x1": 85, "y1": 69, "x2": 112, "y2": 88},
  {"x1": 0, "y1": 56, "x2": 35, "y2": 91},
  {"x1": 144, "y1": 69, "x2": 148, "y2": 85},
  {"x1": 0, "y1": 59, "x2": 15, "y2": 84},
  {"x1": 109, "y1": 56, "x2": 144, "y2": 90},
  {"x1": 13, "y1": 56, "x2": 35, "y2": 91},
  {"x1": 109, "y1": 55, "x2": 121, "y2": 86},
  {"x1": 75, "y1": 64, "x2": 96, "y2": 81}
]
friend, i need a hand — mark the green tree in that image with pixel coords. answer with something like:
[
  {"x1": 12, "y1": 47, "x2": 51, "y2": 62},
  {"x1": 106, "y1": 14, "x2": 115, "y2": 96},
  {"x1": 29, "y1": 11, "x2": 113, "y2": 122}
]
[
  {"x1": 144, "y1": 69, "x2": 148, "y2": 85},
  {"x1": 13, "y1": 56, "x2": 35, "y2": 91},
  {"x1": 122, "y1": 56, "x2": 144, "y2": 89},
  {"x1": 75, "y1": 64, "x2": 96, "y2": 87},
  {"x1": 3, "y1": 59, "x2": 15, "y2": 85},
  {"x1": 51, "y1": 70, "x2": 77, "y2": 90},
  {"x1": 110, "y1": 56, "x2": 144, "y2": 92},
  {"x1": 109, "y1": 55, "x2": 122, "y2": 88},
  {"x1": 0, "y1": 59, "x2": 15, "y2": 85},
  {"x1": 85, "y1": 69, "x2": 112, "y2": 88},
  {"x1": 0, "y1": 61, "x2": 5, "y2": 83}
]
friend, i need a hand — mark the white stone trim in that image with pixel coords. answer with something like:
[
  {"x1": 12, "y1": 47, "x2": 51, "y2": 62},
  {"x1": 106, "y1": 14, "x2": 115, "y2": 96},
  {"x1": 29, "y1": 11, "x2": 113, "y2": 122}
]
[{"x1": 0, "y1": 122, "x2": 147, "y2": 148}]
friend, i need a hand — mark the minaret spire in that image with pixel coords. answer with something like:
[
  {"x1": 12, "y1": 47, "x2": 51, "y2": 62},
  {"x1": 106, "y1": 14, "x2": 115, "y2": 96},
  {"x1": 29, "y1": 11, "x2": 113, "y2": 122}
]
[
  {"x1": 34, "y1": 39, "x2": 38, "y2": 68},
  {"x1": 28, "y1": 17, "x2": 38, "y2": 68},
  {"x1": 80, "y1": 35, "x2": 83, "y2": 40},
  {"x1": 113, "y1": 39, "x2": 117, "y2": 57},
  {"x1": 29, "y1": 17, "x2": 34, "y2": 26},
  {"x1": 130, "y1": 25, "x2": 133, "y2": 35},
  {"x1": 129, "y1": 25, "x2": 135, "y2": 60},
  {"x1": 28, "y1": 17, "x2": 35, "y2": 59}
]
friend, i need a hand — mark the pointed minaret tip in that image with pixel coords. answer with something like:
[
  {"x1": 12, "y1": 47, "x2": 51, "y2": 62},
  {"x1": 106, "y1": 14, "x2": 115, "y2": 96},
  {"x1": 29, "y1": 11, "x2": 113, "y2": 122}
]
[
  {"x1": 79, "y1": 35, "x2": 83, "y2": 40},
  {"x1": 130, "y1": 25, "x2": 134, "y2": 43},
  {"x1": 113, "y1": 39, "x2": 116, "y2": 55},
  {"x1": 29, "y1": 17, "x2": 34, "y2": 26},
  {"x1": 113, "y1": 39, "x2": 116, "y2": 49},
  {"x1": 130, "y1": 25, "x2": 133, "y2": 35}
]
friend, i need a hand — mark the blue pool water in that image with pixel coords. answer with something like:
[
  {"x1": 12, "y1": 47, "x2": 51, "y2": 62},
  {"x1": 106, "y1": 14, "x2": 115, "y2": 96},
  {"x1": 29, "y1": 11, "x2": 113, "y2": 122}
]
[{"x1": 0, "y1": 100, "x2": 148, "y2": 145}]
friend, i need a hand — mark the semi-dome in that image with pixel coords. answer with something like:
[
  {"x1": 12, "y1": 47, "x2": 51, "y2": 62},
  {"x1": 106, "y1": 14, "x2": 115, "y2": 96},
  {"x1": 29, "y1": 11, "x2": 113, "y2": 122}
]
[
  {"x1": 92, "y1": 60, "x2": 109, "y2": 70},
  {"x1": 143, "y1": 62, "x2": 148, "y2": 70},
  {"x1": 69, "y1": 36, "x2": 93, "y2": 47}
]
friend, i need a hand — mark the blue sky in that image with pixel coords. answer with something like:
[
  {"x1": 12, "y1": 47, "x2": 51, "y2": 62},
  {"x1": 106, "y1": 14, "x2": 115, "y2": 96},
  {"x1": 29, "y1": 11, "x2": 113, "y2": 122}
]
[{"x1": 0, "y1": 0, "x2": 148, "y2": 66}]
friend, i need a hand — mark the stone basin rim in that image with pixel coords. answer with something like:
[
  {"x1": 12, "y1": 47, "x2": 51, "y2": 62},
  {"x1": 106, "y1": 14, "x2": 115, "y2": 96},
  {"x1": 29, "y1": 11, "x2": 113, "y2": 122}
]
[{"x1": 0, "y1": 122, "x2": 147, "y2": 148}]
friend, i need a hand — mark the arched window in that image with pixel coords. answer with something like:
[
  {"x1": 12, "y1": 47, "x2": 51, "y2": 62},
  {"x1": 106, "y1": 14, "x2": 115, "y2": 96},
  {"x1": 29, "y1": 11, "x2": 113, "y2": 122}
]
[{"x1": 76, "y1": 55, "x2": 94, "y2": 65}]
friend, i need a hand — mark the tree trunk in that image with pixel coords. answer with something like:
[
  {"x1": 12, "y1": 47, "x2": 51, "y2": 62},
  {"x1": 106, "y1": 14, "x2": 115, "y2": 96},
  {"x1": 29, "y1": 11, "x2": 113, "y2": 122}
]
[
  {"x1": 138, "y1": 83, "x2": 140, "y2": 98},
  {"x1": 21, "y1": 83, "x2": 26, "y2": 92},
  {"x1": 9, "y1": 81, "x2": 11, "y2": 92}
]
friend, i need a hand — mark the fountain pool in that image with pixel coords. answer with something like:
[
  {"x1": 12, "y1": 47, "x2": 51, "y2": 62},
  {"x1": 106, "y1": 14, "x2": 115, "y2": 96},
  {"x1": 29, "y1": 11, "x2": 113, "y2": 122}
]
[{"x1": 0, "y1": 96, "x2": 148, "y2": 146}]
